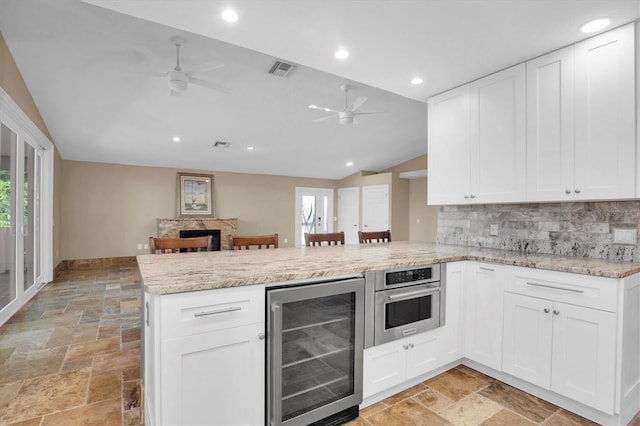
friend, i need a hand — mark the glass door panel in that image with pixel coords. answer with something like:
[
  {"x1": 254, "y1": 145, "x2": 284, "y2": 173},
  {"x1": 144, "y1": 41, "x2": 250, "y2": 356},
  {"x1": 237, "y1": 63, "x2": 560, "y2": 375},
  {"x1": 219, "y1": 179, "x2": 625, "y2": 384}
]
[
  {"x1": 268, "y1": 278, "x2": 364, "y2": 426},
  {"x1": 0, "y1": 124, "x2": 18, "y2": 310},
  {"x1": 23, "y1": 142, "x2": 35, "y2": 291}
]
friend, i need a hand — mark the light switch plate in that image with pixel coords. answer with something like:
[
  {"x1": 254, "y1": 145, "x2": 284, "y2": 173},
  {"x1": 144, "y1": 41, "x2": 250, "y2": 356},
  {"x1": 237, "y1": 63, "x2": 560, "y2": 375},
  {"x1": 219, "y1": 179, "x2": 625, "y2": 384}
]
[
  {"x1": 489, "y1": 223, "x2": 499, "y2": 236},
  {"x1": 612, "y1": 227, "x2": 636, "y2": 245}
]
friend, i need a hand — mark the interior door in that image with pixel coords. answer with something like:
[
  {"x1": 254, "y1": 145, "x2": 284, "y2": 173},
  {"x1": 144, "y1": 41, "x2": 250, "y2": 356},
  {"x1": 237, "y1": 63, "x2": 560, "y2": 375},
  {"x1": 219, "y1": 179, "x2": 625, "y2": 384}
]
[
  {"x1": 338, "y1": 187, "x2": 359, "y2": 245},
  {"x1": 295, "y1": 187, "x2": 334, "y2": 247},
  {"x1": 362, "y1": 185, "x2": 389, "y2": 232}
]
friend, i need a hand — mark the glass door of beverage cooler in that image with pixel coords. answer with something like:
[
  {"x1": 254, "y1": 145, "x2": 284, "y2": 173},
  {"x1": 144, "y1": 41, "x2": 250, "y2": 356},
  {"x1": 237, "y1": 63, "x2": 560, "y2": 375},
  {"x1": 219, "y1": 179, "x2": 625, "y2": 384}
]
[{"x1": 267, "y1": 277, "x2": 364, "y2": 426}]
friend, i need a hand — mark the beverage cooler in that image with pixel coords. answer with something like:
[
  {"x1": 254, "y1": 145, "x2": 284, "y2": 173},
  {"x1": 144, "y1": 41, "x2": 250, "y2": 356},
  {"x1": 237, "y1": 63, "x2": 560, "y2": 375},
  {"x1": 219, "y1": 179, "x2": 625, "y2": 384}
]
[{"x1": 267, "y1": 276, "x2": 364, "y2": 425}]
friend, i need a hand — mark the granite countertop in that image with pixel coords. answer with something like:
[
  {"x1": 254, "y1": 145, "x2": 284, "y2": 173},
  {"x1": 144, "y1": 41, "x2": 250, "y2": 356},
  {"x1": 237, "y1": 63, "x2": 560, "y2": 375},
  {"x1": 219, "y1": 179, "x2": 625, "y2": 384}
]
[{"x1": 137, "y1": 241, "x2": 640, "y2": 295}]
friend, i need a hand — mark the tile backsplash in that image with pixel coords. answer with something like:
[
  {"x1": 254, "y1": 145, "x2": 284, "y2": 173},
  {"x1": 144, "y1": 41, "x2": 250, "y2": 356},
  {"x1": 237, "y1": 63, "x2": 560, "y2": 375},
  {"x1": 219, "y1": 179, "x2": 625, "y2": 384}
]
[{"x1": 436, "y1": 201, "x2": 640, "y2": 262}]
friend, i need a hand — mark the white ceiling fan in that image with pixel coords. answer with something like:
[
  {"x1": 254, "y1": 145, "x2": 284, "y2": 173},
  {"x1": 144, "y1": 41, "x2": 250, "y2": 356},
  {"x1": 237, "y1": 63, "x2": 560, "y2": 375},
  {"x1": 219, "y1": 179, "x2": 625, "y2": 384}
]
[
  {"x1": 160, "y1": 36, "x2": 231, "y2": 96},
  {"x1": 308, "y1": 84, "x2": 384, "y2": 124}
]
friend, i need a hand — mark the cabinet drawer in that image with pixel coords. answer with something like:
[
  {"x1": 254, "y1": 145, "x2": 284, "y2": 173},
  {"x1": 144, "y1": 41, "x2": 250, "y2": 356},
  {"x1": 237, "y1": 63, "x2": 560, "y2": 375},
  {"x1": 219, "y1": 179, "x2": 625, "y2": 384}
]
[
  {"x1": 504, "y1": 266, "x2": 617, "y2": 312},
  {"x1": 161, "y1": 285, "x2": 265, "y2": 339}
]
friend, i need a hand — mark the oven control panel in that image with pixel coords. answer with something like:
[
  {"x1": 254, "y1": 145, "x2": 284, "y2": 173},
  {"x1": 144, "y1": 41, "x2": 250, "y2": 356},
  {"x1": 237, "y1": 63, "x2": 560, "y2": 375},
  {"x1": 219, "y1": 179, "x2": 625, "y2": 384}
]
[{"x1": 385, "y1": 267, "x2": 433, "y2": 286}]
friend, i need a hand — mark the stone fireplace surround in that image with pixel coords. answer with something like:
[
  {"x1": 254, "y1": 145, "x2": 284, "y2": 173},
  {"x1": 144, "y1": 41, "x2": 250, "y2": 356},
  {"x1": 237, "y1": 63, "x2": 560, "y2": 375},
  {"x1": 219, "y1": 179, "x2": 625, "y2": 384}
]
[{"x1": 156, "y1": 218, "x2": 238, "y2": 250}]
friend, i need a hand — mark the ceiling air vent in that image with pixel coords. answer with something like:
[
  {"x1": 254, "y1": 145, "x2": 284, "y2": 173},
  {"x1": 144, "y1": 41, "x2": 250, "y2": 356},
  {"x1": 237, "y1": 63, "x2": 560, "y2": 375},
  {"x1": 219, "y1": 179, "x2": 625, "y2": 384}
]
[
  {"x1": 213, "y1": 141, "x2": 231, "y2": 148},
  {"x1": 267, "y1": 60, "x2": 296, "y2": 77}
]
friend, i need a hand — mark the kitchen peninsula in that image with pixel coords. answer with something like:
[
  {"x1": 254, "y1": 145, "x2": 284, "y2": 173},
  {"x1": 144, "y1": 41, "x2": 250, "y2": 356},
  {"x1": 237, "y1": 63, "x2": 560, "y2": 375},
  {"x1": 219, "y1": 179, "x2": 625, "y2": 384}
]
[{"x1": 138, "y1": 242, "x2": 640, "y2": 426}]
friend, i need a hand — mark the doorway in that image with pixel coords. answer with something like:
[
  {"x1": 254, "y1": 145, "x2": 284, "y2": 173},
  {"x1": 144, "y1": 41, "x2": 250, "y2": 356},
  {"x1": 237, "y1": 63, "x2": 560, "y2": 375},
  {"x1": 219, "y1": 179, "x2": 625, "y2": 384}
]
[
  {"x1": 294, "y1": 188, "x2": 334, "y2": 248},
  {"x1": 338, "y1": 187, "x2": 359, "y2": 245}
]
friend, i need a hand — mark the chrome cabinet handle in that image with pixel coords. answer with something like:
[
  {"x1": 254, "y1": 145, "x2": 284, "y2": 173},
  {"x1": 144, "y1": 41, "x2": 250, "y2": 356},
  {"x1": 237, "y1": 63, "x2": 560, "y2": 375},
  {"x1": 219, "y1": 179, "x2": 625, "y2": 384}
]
[
  {"x1": 409, "y1": 343, "x2": 414, "y2": 349},
  {"x1": 526, "y1": 282, "x2": 585, "y2": 293},
  {"x1": 553, "y1": 309, "x2": 560, "y2": 315},
  {"x1": 403, "y1": 344, "x2": 409, "y2": 350},
  {"x1": 479, "y1": 266, "x2": 494, "y2": 272},
  {"x1": 565, "y1": 189, "x2": 572, "y2": 194},
  {"x1": 258, "y1": 333, "x2": 265, "y2": 340},
  {"x1": 464, "y1": 195, "x2": 470, "y2": 199},
  {"x1": 470, "y1": 194, "x2": 476, "y2": 199},
  {"x1": 574, "y1": 189, "x2": 581, "y2": 194},
  {"x1": 544, "y1": 308, "x2": 550, "y2": 313},
  {"x1": 194, "y1": 306, "x2": 242, "y2": 317},
  {"x1": 145, "y1": 301, "x2": 150, "y2": 326}
]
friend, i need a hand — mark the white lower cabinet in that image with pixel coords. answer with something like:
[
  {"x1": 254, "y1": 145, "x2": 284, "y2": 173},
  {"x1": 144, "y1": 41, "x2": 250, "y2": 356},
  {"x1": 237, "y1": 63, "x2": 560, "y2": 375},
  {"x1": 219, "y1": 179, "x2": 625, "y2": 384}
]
[
  {"x1": 161, "y1": 323, "x2": 265, "y2": 425},
  {"x1": 502, "y1": 293, "x2": 616, "y2": 413},
  {"x1": 363, "y1": 331, "x2": 441, "y2": 398},
  {"x1": 502, "y1": 267, "x2": 619, "y2": 415},
  {"x1": 144, "y1": 285, "x2": 265, "y2": 426},
  {"x1": 464, "y1": 262, "x2": 504, "y2": 370}
]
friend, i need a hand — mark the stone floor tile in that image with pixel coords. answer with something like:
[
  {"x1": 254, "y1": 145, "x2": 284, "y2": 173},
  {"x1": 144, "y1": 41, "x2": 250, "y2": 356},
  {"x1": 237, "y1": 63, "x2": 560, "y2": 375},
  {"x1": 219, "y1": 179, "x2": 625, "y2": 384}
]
[
  {"x1": 413, "y1": 387, "x2": 455, "y2": 413},
  {"x1": 382, "y1": 382, "x2": 428, "y2": 405},
  {"x1": 479, "y1": 381, "x2": 559, "y2": 423},
  {"x1": 366, "y1": 398, "x2": 452, "y2": 426},
  {"x1": 438, "y1": 393, "x2": 503, "y2": 425},
  {"x1": 66, "y1": 335, "x2": 121, "y2": 362},
  {"x1": 88, "y1": 372, "x2": 121, "y2": 404},
  {"x1": 426, "y1": 368, "x2": 491, "y2": 402},
  {"x1": 359, "y1": 401, "x2": 389, "y2": 419},
  {"x1": 481, "y1": 408, "x2": 537, "y2": 425},
  {"x1": 45, "y1": 323, "x2": 99, "y2": 347},
  {"x1": 1, "y1": 367, "x2": 91, "y2": 423},
  {"x1": 41, "y1": 397, "x2": 121, "y2": 426}
]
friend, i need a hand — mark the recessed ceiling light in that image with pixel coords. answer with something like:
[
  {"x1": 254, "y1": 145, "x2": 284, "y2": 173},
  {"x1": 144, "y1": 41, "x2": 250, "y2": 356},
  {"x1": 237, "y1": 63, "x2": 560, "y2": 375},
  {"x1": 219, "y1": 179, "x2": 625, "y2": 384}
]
[
  {"x1": 221, "y1": 9, "x2": 238, "y2": 23},
  {"x1": 172, "y1": 136, "x2": 181, "y2": 142},
  {"x1": 411, "y1": 77, "x2": 424, "y2": 85},
  {"x1": 247, "y1": 146, "x2": 254, "y2": 151},
  {"x1": 335, "y1": 49, "x2": 349, "y2": 60},
  {"x1": 580, "y1": 18, "x2": 611, "y2": 33},
  {"x1": 346, "y1": 161, "x2": 353, "y2": 167}
]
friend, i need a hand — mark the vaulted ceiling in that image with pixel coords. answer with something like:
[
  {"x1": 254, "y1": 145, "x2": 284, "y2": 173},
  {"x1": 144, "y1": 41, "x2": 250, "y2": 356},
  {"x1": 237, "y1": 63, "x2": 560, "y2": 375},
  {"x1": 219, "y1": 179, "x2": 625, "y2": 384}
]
[{"x1": 0, "y1": 0, "x2": 638, "y2": 179}]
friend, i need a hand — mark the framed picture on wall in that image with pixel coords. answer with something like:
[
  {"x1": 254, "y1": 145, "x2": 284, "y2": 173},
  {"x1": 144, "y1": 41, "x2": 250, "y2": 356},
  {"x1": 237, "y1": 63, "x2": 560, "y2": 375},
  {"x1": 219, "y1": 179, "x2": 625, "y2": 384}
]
[{"x1": 177, "y1": 173, "x2": 214, "y2": 217}]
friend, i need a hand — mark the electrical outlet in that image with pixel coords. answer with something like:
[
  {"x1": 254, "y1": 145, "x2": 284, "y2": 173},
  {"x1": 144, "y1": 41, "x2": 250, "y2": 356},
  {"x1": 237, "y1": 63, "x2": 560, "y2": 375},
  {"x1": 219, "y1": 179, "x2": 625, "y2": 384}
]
[
  {"x1": 612, "y1": 227, "x2": 636, "y2": 245},
  {"x1": 284, "y1": 238, "x2": 288, "y2": 244},
  {"x1": 489, "y1": 223, "x2": 499, "y2": 236},
  {"x1": 137, "y1": 243, "x2": 143, "y2": 250},
  {"x1": 143, "y1": 243, "x2": 149, "y2": 250}
]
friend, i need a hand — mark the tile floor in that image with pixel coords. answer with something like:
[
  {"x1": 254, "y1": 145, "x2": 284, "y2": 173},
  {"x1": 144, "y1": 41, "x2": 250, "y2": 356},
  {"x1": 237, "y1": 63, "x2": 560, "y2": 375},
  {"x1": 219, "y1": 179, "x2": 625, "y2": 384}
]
[{"x1": 0, "y1": 265, "x2": 638, "y2": 426}]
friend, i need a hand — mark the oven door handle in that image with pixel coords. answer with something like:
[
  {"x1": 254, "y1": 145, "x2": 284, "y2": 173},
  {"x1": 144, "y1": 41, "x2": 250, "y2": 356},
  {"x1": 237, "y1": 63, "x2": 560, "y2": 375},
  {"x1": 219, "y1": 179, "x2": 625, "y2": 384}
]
[{"x1": 387, "y1": 287, "x2": 439, "y2": 302}]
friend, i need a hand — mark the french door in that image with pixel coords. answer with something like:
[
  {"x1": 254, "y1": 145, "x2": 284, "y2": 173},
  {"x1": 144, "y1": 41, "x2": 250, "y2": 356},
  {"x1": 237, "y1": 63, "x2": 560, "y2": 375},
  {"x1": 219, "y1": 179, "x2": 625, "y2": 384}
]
[
  {"x1": 294, "y1": 188, "x2": 334, "y2": 248},
  {"x1": 0, "y1": 90, "x2": 53, "y2": 326}
]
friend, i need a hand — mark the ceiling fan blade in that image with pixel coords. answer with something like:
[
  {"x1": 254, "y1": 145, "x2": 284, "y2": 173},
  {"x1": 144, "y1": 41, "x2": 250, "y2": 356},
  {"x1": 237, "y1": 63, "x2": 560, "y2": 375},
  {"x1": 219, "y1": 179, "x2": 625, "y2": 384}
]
[
  {"x1": 348, "y1": 96, "x2": 368, "y2": 112},
  {"x1": 353, "y1": 110, "x2": 385, "y2": 116},
  {"x1": 312, "y1": 115, "x2": 338, "y2": 123},
  {"x1": 308, "y1": 104, "x2": 341, "y2": 114},
  {"x1": 185, "y1": 60, "x2": 225, "y2": 76},
  {"x1": 188, "y1": 77, "x2": 231, "y2": 94}
]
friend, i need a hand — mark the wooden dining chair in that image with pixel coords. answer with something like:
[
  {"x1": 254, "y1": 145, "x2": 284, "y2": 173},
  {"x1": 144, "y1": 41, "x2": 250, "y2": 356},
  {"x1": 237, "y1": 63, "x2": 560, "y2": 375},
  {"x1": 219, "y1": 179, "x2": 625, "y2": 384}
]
[
  {"x1": 228, "y1": 234, "x2": 278, "y2": 250},
  {"x1": 358, "y1": 230, "x2": 391, "y2": 244},
  {"x1": 304, "y1": 232, "x2": 345, "y2": 247},
  {"x1": 149, "y1": 236, "x2": 213, "y2": 254}
]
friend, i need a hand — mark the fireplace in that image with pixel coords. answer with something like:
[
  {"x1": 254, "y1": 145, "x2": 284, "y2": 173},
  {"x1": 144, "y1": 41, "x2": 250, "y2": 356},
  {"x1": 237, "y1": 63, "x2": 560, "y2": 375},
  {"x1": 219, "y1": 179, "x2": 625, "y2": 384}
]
[
  {"x1": 180, "y1": 229, "x2": 221, "y2": 251},
  {"x1": 156, "y1": 218, "x2": 237, "y2": 250}
]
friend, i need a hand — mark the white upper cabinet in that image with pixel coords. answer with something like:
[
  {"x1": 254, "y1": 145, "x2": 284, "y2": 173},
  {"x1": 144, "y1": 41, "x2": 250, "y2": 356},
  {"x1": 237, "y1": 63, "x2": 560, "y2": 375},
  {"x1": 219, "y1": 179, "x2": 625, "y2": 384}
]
[
  {"x1": 427, "y1": 84, "x2": 471, "y2": 205},
  {"x1": 526, "y1": 46, "x2": 576, "y2": 201},
  {"x1": 430, "y1": 23, "x2": 636, "y2": 205},
  {"x1": 428, "y1": 65, "x2": 526, "y2": 205},
  {"x1": 573, "y1": 23, "x2": 636, "y2": 200},
  {"x1": 469, "y1": 64, "x2": 527, "y2": 203}
]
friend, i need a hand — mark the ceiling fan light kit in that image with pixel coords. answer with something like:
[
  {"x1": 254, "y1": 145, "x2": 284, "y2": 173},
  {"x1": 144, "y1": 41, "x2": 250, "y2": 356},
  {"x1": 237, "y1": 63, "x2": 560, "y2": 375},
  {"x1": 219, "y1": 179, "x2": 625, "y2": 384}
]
[{"x1": 309, "y1": 84, "x2": 384, "y2": 125}]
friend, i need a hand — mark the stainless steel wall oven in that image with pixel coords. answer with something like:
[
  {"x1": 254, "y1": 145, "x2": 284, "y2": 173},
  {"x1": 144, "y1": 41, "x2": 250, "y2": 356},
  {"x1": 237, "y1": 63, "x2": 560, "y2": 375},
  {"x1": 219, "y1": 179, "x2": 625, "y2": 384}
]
[
  {"x1": 267, "y1": 276, "x2": 365, "y2": 426},
  {"x1": 366, "y1": 264, "x2": 446, "y2": 347}
]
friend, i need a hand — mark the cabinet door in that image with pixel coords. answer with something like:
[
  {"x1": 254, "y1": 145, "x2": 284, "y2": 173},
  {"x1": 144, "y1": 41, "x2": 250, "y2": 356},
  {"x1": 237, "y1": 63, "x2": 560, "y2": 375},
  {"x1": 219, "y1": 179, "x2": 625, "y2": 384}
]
[
  {"x1": 551, "y1": 302, "x2": 617, "y2": 414},
  {"x1": 405, "y1": 332, "x2": 439, "y2": 380},
  {"x1": 502, "y1": 293, "x2": 553, "y2": 388},
  {"x1": 161, "y1": 323, "x2": 265, "y2": 425},
  {"x1": 465, "y1": 263, "x2": 504, "y2": 370},
  {"x1": 427, "y1": 84, "x2": 471, "y2": 205},
  {"x1": 574, "y1": 23, "x2": 636, "y2": 200},
  {"x1": 526, "y1": 46, "x2": 575, "y2": 202},
  {"x1": 440, "y1": 262, "x2": 465, "y2": 363},
  {"x1": 363, "y1": 340, "x2": 405, "y2": 398},
  {"x1": 469, "y1": 64, "x2": 526, "y2": 203}
]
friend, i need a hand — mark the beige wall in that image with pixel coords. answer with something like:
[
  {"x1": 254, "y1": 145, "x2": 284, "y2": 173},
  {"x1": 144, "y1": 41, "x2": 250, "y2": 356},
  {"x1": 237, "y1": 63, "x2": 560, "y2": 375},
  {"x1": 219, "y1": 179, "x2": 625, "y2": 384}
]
[
  {"x1": 61, "y1": 161, "x2": 337, "y2": 259},
  {"x1": 383, "y1": 154, "x2": 438, "y2": 242}
]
